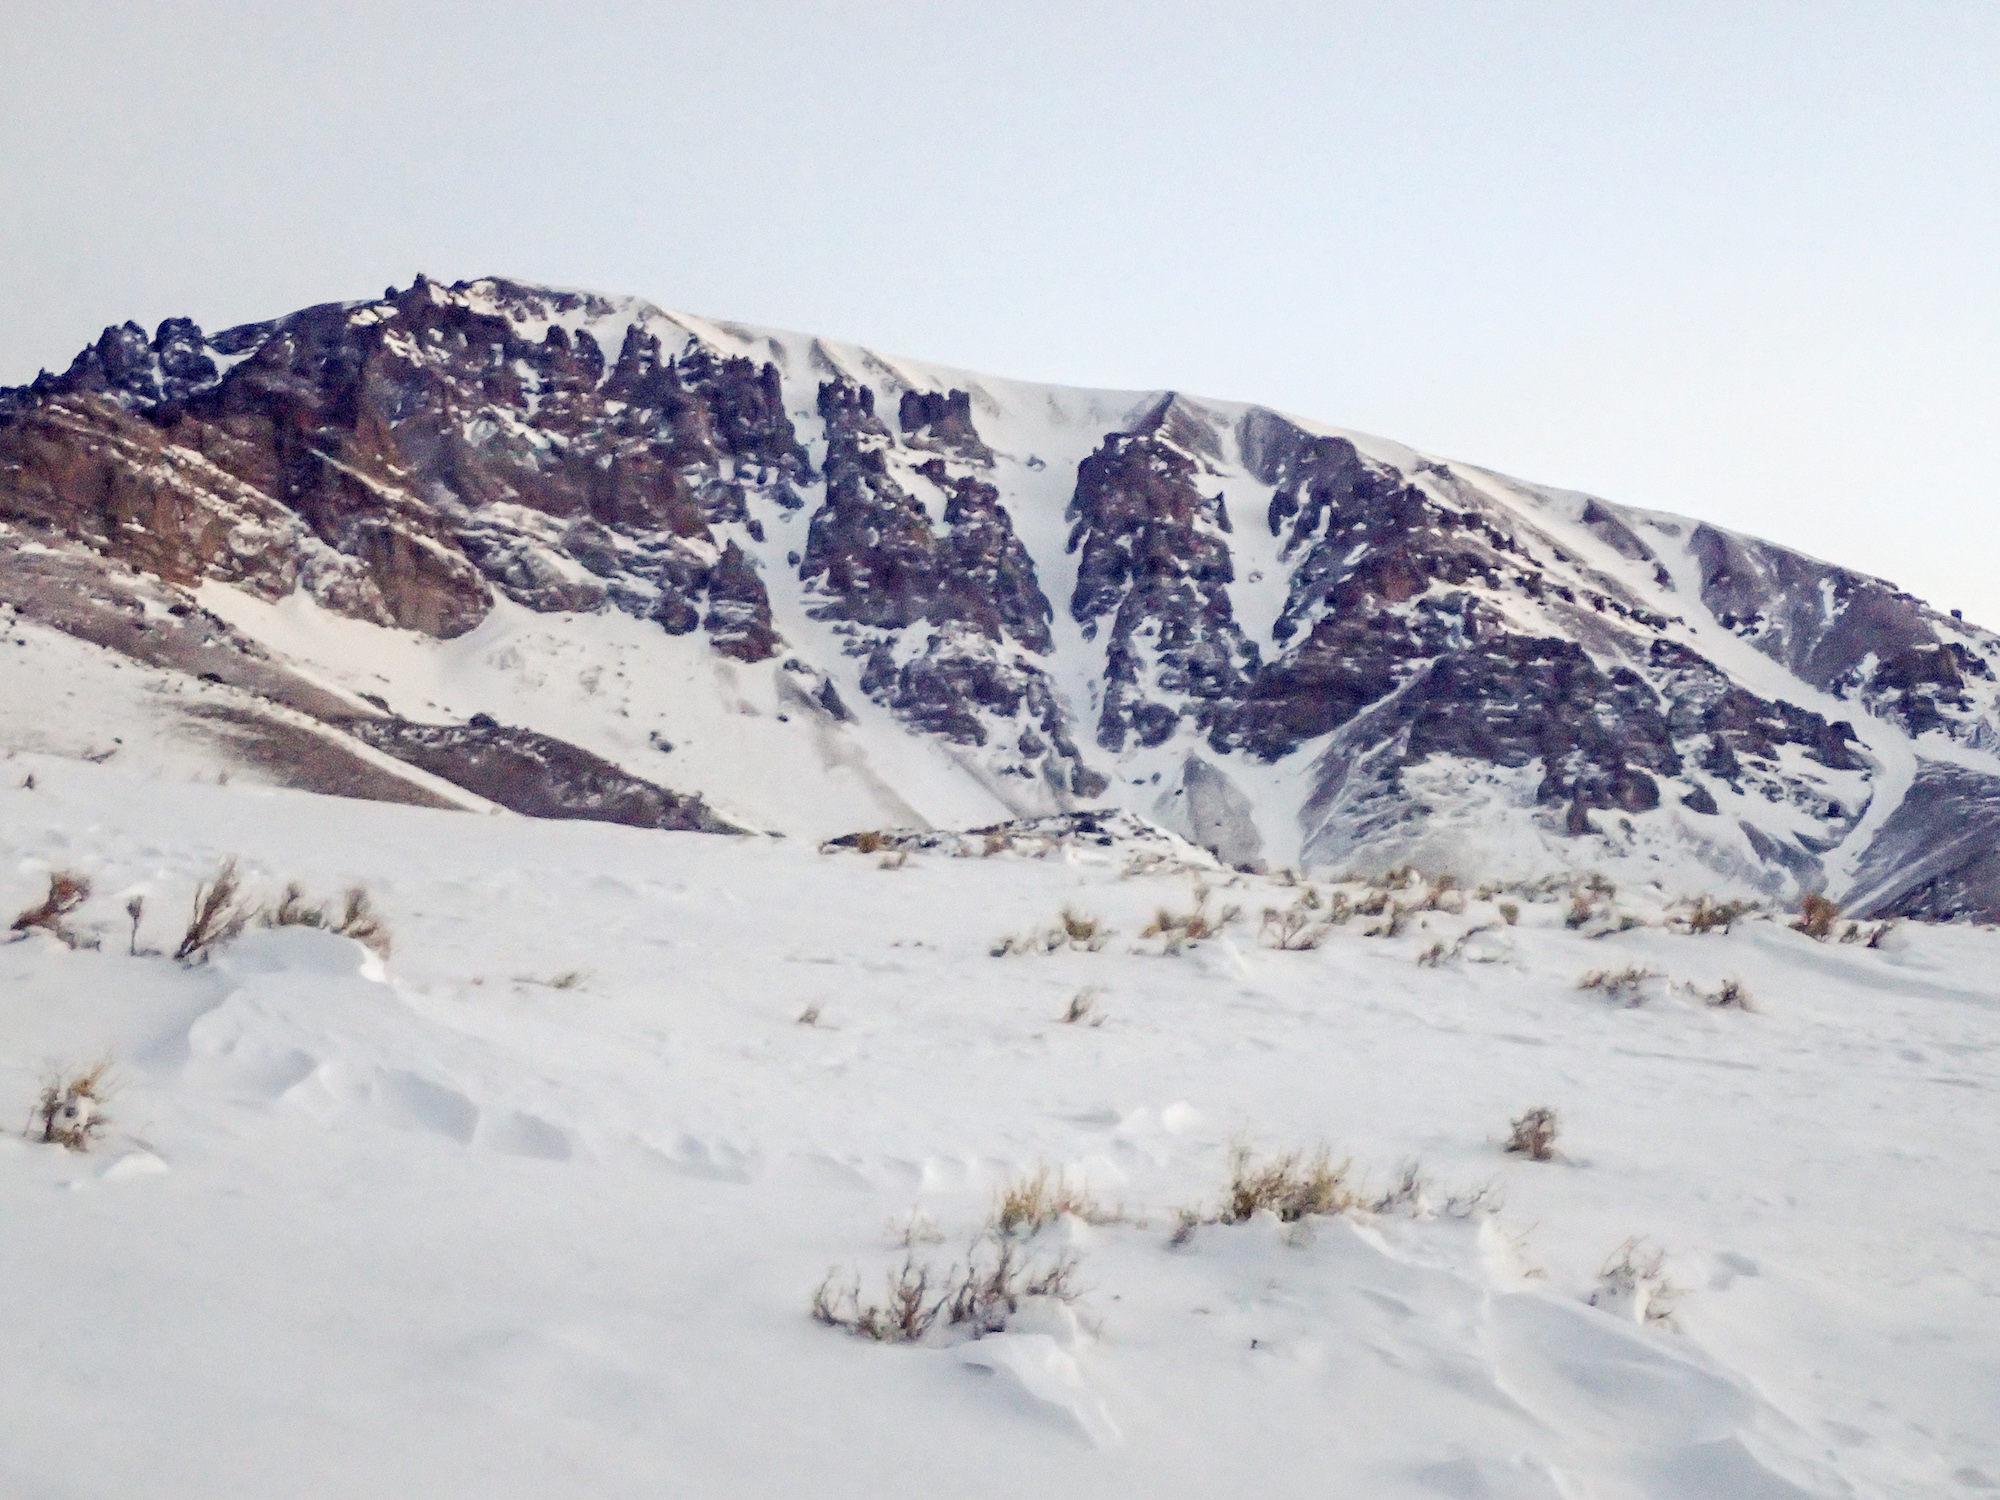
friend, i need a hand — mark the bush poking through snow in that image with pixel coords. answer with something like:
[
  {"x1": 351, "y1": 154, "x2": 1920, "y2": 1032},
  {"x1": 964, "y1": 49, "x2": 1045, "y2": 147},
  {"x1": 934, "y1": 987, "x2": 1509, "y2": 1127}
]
[
  {"x1": 1504, "y1": 1106, "x2": 1560, "y2": 1161},
  {"x1": 34, "y1": 1062, "x2": 113, "y2": 1151},
  {"x1": 1793, "y1": 892, "x2": 1840, "y2": 941},
  {"x1": 796, "y1": 1003, "x2": 822, "y2": 1026},
  {"x1": 332, "y1": 887, "x2": 391, "y2": 957},
  {"x1": 1418, "y1": 875, "x2": 1464, "y2": 914},
  {"x1": 945, "y1": 1239, "x2": 1084, "y2": 1335},
  {"x1": 1260, "y1": 896, "x2": 1332, "y2": 951},
  {"x1": 9, "y1": 870, "x2": 91, "y2": 948},
  {"x1": 1704, "y1": 978, "x2": 1753, "y2": 1010},
  {"x1": 1059, "y1": 988, "x2": 1105, "y2": 1026},
  {"x1": 174, "y1": 859, "x2": 252, "y2": 965},
  {"x1": 812, "y1": 1257, "x2": 941, "y2": 1343},
  {"x1": 1174, "y1": 1148, "x2": 1494, "y2": 1241},
  {"x1": 811, "y1": 1239, "x2": 1083, "y2": 1345},
  {"x1": 991, "y1": 906, "x2": 1112, "y2": 956},
  {"x1": 253, "y1": 882, "x2": 389, "y2": 956},
  {"x1": 1564, "y1": 874, "x2": 1619, "y2": 930},
  {"x1": 991, "y1": 1166, "x2": 1115, "y2": 1237},
  {"x1": 1365, "y1": 901, "x2": 1411, "y2": 939},
  {"x1": 1142, "y1": 883, "x2": 1241, "y2": 954},
  {"x1": 1682, "y1": 895, "x2": 1756, "y2": 935},
  {"x1": 264, "y1": 881, "x2": 327, "y2": 930},
  {"x1": 1589, "y1": 1238, "x2": 1681, "y2": 1327},
  {"x1": 1577, "y1": 965, "x2": 1662, "y2": 1006},
  {"x1": 1222, "y1": 1146, "x2": 1356, "y2": 1223}
]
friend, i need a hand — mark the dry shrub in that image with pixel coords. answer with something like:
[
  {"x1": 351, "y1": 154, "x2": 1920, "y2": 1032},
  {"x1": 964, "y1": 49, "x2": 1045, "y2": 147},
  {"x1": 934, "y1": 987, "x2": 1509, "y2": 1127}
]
[
  {"x1": 1365, "y1": 901, "x2": 1410, "y2": 938},
  {"x1": 812, "y1": 1257, "x2": 941, "y2": 1342},
  {"x1": 797, "y1": 1003, "x2": 822, "y2": 1026},
  {"x1": 1498, "y1": 902, "x2": 1520, "y2": 926},
  {"x1": 1564, "y1": 873, "x2": 1619, "y2": 930},
  {"x1": 175, "y1": 859, "x2": 252, "y2": 965},
  {"x1": 1142, "y1": 883, "x2": 1241, "y2": 953},
  {"x1": 1591, "y1": 1237, "x2": 1681, "y2": 1326},
  {"x1": 1577, "y1": 965, "x2": 1661, "y2": 1006},
  {"x1": 263, "y1": 881, "x2": 326, "y2": 930},
  {"x1": 9, "y1": 870, "x2": 91, "y2": 948},
  {"x1": 1354, "y1": 890, "x2": 1391, "y2": 918},
  {"x1": 1839, "y1": 919, "x2": 1896, "y2": 948},
  {"x1": 1260, "y1": 897, "x2": 1331, "y2": 951},
  {"x1": 1059, "y1": 988, "x2": 1105, "y2": 1026},
  {"x1": 124, "y1": 895, "x2": 147, "y2": 956},
  {"x1": 35, "y1": 1061, "x2": 113, "y2": 1151},
  {"x1": 992, "y1": 1166, "x2": 1113, "y2": 1237},
  {"x1": 1179, "y1": 1148, "x2": 1490, "y2": 1238},
  {"x1": 332, "y1": 887, "x2": 391, "y2": 956},
  {"x1": 1222, "y1": 1146, "x2": 1355, "y2": 1223},
  {"x1": 812, "y1": 1240, "x2": 1082, "y2": 1344},
  {"x1": 1505, "y1": 1106, "x2": 1559, "y2": 1161},
  {"x1": 991, "y1": 905, "x2": 1113, "y2": 956},
  {"x1": 1419, "y1": 875, "x2": 1464, "y2": 914},
  {"x1": 1683, "y1": 895, "x2": 1755, "y2": 934},
  {"x1": 850, "y1": 830, "x2": 885, "y2": 854},
  {"x1": 1417, "y1": 940, "x2": 1448, "y2": 967},
  {"x1": 982, "y1": 832, "x2": 1013, "y2": 857},
  {"x1": 1792, "y1": 892, "x2": 1840, "y2": 940},
  {"x1": 1704, "y1": 978, "x2": 1753, "y2": 1010}
]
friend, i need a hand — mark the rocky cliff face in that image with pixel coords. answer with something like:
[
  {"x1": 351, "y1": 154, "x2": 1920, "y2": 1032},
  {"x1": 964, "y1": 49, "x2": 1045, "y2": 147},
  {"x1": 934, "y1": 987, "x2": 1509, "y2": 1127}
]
[{"x1": 7, "y1": 276, "x2": 1999, "y2": 914}]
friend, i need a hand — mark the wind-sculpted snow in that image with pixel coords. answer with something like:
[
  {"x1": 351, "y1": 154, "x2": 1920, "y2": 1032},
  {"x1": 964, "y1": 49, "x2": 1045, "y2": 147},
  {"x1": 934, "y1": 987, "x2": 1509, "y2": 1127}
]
[
  {"x1": 7, "y1": 274, "x2": 2000, "y2": 908},
  {"x1": 1, "y1": 756, "x2": 1996, "y2": 1495}
]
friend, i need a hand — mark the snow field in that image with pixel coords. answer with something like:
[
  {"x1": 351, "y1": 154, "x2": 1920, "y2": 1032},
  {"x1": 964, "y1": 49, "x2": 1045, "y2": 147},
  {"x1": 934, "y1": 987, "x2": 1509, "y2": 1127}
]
[{"x1": 1, "y1": 754, "x2": 1996, "y2": 1497}]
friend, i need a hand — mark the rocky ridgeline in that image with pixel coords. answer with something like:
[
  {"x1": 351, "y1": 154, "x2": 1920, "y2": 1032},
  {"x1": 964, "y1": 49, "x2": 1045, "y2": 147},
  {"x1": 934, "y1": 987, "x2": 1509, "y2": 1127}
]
[{"x1": 6, "y1": 275, "x2": 2000, "y2": 915}]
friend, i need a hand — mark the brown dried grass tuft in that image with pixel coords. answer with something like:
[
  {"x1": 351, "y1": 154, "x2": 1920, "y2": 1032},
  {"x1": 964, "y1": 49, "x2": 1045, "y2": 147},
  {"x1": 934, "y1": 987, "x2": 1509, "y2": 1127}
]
[
  {"x1": 175, "y1": 859, "x2": 251, "y2": 965},
  {"x1": 1792, "y1": 892, "x2": 1840, "y2": 941},
  {"x1": 991, "y1": 1166, "x2": 1115, "y2": 1237},
  {"x1": 1504, "y1": 1106, "x2": 1559, "y2": 1161},
  {"x1": 9, "y1": 870, "x2": 91, "y2": 948},
  {"x1": 35, "y1": 1060, "x2": 114, "y2": 1151}
]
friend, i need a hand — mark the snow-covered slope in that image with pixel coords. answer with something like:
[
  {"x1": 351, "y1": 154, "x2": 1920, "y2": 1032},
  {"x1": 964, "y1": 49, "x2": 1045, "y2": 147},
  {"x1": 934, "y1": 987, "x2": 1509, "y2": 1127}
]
[
  {"x1": 2, "y1": 754, "x2": 1995, "y2": 1497},
  {"x1": 6, "y1": 276, "x2": 2000, "y2": 912}
]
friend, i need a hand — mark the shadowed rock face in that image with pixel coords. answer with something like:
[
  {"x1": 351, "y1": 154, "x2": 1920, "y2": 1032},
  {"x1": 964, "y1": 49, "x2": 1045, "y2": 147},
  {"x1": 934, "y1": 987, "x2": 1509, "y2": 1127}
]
[
  {"x1": 1067, "y1": 406, "x2": 1258, "y2": 753},
  {"x1": 804, "y1": 378, "x2": 1099, "y2": 791},
  {"x1": 1845, "y1": 762, "x2": 2000, "y2": 921},
  {"x1": 342, "y1": 717, "x2": 742, "y2": 834},
  {"x1": 1689, "y1": 524, "x2": 1979, "y2": 736}
]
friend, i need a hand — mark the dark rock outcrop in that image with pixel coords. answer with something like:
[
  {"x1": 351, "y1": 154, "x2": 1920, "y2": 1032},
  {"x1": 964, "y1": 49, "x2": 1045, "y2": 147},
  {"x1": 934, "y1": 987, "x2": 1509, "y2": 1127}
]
[
  {"x1": 1067, "y1": 406, "x2": 1258, "y2": 752},
  {"x1": 2, "y1": 277, "x2": 804, "y2": 653},
  {"x1": 343, "y1": 716, "x2": 743, "y2": 833}
]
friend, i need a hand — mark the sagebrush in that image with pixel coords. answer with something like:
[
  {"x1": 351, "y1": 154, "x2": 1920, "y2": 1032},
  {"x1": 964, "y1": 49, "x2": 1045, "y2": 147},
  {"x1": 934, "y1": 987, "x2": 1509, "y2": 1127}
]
[{"x1": 34, "y1": 1061, "x2": 114, "y2": 1151}]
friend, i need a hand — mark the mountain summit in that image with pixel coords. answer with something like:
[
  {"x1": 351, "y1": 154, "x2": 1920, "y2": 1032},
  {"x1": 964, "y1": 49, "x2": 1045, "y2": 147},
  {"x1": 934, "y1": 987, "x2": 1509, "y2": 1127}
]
[{"x1": 3, "y1": 276, "x2": 1994, "y2": 915}]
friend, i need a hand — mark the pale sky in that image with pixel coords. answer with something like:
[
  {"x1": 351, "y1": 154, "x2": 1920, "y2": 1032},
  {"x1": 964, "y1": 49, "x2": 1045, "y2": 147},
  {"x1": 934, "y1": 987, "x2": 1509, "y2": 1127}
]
[{"x1": 5, "y1": 2, "x2": 1996, "y2": 622}]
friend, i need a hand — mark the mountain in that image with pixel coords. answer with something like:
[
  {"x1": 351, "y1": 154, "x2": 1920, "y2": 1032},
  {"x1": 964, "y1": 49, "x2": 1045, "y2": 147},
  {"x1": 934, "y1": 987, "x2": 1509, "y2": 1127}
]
[{"x1": 4, "y1": 275, "x2": 1995, "y2": 916}]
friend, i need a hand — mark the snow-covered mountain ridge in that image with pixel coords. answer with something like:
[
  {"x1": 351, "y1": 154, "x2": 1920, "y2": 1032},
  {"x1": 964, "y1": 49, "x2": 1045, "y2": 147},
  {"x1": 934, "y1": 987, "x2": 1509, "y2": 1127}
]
[{"x1": 5, "y1": 275, "x2": 1996, "y2": 915}]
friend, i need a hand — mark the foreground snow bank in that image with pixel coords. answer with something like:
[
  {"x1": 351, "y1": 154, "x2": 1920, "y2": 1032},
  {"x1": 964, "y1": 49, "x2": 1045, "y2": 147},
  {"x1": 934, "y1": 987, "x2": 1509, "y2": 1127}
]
[{"x1": 1, "y1": 753, "x2": 1995, "y2": 1498}]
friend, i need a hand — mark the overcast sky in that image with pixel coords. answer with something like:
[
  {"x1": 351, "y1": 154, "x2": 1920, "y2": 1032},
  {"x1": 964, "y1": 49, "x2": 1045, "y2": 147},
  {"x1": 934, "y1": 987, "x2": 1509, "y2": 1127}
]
[{"x1": 5, "y1": 2, "x2": 1995, "y2": 620}]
